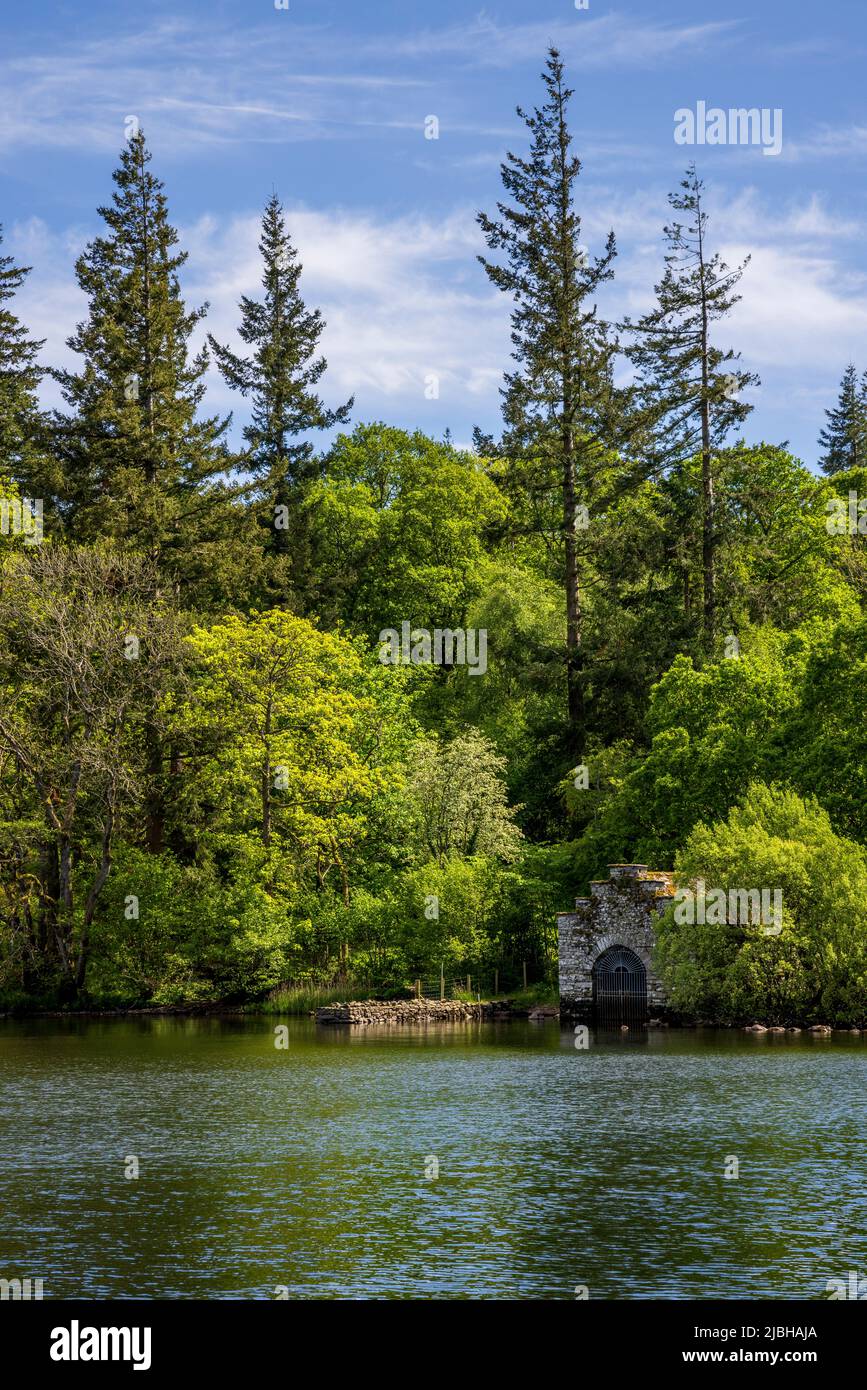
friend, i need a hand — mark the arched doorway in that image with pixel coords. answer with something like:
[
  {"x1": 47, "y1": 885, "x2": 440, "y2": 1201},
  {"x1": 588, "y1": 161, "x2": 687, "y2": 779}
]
[{"x1": 592, "y1": 945, "x2": 647, "y2": 1025}]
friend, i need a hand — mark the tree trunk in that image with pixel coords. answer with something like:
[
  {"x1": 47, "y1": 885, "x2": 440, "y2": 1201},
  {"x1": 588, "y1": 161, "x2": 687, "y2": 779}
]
[
  {"x1": 261, "y1": 696, "x2": 273, "y2": 846},
  {"x1": 697, "y1": 201, "x2": 715, "y2": 653},
  {"x1": 563, "y1": 428, "x2": 583, "y2": 755},
  {"x1": 75, "y1": 806, "x2": 115, "y2": 992},
  {"x1": 145, "y1": 720, "x2": 164, "y2": 853},
  {"x1": 700, "y1": 398, "x2": 715, "y2": 651}
]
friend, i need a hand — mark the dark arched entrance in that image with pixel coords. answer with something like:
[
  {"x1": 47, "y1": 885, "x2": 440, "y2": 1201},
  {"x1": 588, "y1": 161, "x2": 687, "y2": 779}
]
[{"x1": 592, "y1": 945, "x2": 647, "y2": 1025}]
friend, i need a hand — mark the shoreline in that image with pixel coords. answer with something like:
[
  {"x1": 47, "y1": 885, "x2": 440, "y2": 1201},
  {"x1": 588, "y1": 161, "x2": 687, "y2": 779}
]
[{"x1": 2, "y1": 1000, "x2": 865, "y2": 1034}]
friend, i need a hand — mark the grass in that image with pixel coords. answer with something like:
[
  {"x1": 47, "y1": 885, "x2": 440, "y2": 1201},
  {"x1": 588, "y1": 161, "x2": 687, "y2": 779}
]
[
  {"x1": 250, "y1": 983, "x2": 366, "y2": 1015},
  {"x1": 491, "y1": 981, "x2": 559, "y2": 1008},
  {"x1": 444, "y1": 980, "x2": 559, "y2": 1006}
]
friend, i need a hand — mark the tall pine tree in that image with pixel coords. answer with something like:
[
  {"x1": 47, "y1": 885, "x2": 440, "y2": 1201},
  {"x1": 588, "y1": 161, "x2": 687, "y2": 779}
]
[
  {"x1": 623, "y1": 165, "x2": 757, "y2": 652},
  {"x1": 208, "y1": 193, "x2": 351, "y2": 605},
  {"x1": 818, "y1": 363, "x2": 867, "y2": 474},
  {"x1": 477, "y1": 47, "x2": 619, "y2": 755}
]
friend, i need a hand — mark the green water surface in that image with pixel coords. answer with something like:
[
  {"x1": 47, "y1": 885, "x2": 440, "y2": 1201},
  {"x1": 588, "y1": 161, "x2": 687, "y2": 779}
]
[{"x1": 0, "y1": 1017, "x2": 863, "y2": 1299}]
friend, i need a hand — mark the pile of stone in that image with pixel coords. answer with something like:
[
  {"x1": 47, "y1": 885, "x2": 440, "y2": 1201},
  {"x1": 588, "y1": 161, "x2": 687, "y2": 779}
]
[
  {"x1": 744, "y1": 1022, "x2": 842, "y2": 1034},
  {"x1": 315, "y1": 998, "x2": 483, "y2": 1025}
]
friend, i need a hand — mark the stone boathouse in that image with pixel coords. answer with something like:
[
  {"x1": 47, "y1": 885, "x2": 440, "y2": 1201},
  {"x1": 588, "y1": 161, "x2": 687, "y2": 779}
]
[{"x1": 557, "y1": 864, "x2": 676, "y2": 1023}]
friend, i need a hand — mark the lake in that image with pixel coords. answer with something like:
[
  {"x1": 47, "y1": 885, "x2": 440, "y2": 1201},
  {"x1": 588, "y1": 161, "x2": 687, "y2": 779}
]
[{"x1": 0, "y1": 1017, "x2": 863, "y2": 1300}]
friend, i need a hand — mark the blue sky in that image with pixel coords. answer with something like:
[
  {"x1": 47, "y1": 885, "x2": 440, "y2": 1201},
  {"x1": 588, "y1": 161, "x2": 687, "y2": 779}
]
[{"x1": 1, "y1": 0, "x2": 866, "y2": 466}]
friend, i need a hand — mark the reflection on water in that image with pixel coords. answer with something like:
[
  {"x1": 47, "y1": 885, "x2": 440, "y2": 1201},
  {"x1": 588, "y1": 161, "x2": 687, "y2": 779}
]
[{"x1": 0, "y1": 1017, "x2": 864, "y2": 1299}]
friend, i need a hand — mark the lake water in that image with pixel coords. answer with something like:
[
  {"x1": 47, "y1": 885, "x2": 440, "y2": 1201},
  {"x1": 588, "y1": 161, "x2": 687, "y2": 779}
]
[{"x1": 0, "y1": 1017, "x2": 863, "y2": 1300}]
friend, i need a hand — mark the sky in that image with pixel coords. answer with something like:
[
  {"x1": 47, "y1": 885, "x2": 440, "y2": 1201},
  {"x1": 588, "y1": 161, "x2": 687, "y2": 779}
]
[{"x1": 1, "y1": 0, "x2": 866, "y2": 467}]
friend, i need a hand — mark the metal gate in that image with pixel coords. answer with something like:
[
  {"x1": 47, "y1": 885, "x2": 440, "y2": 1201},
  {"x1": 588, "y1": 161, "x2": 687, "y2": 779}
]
[{"x1": 592, "y1": 946, "x2": 647, "y2": 1025}]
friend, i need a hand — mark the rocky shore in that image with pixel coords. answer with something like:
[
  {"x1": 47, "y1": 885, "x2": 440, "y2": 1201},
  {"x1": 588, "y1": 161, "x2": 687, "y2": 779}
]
[{"x1": 314, "y1": 998, "x2": 560, "y2": 1025}]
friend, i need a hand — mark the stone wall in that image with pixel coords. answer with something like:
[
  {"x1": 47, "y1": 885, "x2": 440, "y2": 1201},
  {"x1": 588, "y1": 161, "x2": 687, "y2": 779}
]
[{"x1": 557, "y1": 863, "x2": 675, "y2": 1020}]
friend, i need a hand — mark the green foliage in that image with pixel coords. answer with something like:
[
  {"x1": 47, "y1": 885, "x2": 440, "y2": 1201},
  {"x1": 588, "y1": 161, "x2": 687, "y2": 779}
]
[
  {"x1": 404, "y1": 729, "x2": 523, "y2": 865},
  {"x1": 176, "y1": 609, "x2": 391, "y2": 881},
  {"x1": 256, "y1": 983, "x2": 363, "y2": 1015},
  {"x1": 4, "y1": 53, "x2": 867, "y2": 1020},
  {"x1": 87, "y1": 844, "x2": 303, "y2": 1005},
  {"x1": 306, "y1": 422, "x2": 505, "y2": 638},
  {"x1": 0, "y1": 547, "x2": 182, "y2": 996},
  {"x1": 209, "y1": 194, "x2": 351, "y2": 490},
  {"x1": 713, "y1": 444, "x2": 858, "y2": 630},
  {"x1": 567, "y1": 628, "x2": 807, "y2": 880},
  {"x1": 784, "y1": 611, "x2": 867, "y2": 842},
  {"x1": 656, "y1": 783, "x2": 867, "y2": 1025},
  {"x1": 624, "y1": 166, "x2": 757, "y2": 467}
]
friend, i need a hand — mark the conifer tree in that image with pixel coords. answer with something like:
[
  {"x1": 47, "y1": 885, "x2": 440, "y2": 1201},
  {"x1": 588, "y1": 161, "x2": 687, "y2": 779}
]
[
  {"x1": 0, "y1": 227, "x2": 45, "y2": 490},
  {"x1": 477, "y1": 47, "x2": 619, "y2": 754},
  {"x1": 818, "y1": 363, "x2": 867, "y2": 474},
  {"x1": 52, "y1": 131, "x2": 246, "y2": 595},
  {"x1": 623, "y1": 165, "x2": 758, "y2": 652},
  {"x1": 208, "y1": 194, "x2": 351, "y2": 601}
]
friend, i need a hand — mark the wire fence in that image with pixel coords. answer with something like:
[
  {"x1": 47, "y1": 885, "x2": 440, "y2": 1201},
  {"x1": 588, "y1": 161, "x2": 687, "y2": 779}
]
[{"x1": 415, "y1": 963, "x2": 547, "y2": 1000}]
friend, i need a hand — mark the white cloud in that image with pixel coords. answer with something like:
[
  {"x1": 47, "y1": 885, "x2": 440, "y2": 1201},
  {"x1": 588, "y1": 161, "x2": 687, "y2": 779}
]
[
  {"x1": 185, "y1": 208, "x2": 507, "y2": 415},
  {"x1": 724, "y1": 244, "x2": 867, "y2": 371}
]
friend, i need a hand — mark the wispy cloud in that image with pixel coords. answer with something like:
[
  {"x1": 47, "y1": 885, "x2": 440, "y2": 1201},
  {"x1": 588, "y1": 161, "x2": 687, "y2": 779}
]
[
  {"x1": 377, "y1": 12, "x2": 742, "y2": 70},
  {"x1": 781, "y1": 123, "x2": 867, "y2": 162},
  {"x1": 0, "y1": 18, "x2": 429, "y2": 155},
  {"x1": 0, "y1": 11, "x2": 746, "y2": 157}
]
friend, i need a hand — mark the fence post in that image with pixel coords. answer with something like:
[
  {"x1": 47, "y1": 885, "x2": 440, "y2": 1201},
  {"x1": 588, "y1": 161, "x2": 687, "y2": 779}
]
[
  {"x1": 466, "y1": 974, "x2": 471, "y2": 995},
  {"x1": 440, "y1": 962, "x2": 445, "y2": 1000},
  {"x1": 523, "y1": 960, "x2": 527, "y2": 989},
  {"x1": 416, "y1": 978, "x2": 421, "y2": 999},
  {"x1": 494, "y1": 968, "x2": 499, "y2": 997}
]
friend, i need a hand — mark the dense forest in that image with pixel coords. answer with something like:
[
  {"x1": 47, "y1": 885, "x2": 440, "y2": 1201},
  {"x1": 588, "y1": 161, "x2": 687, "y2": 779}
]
[{"x1": 3, "y1": 50, "x2": 867, "y2": 1022}]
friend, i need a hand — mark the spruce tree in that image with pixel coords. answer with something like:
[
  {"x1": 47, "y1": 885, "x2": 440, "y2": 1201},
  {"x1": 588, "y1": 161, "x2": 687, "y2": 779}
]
[
  {"x1": 623, "y1": 165, "x2": 758, "y2": 652},
  {"x1": 0, "y1": 227, "x2": 45, "y2": 491},
  {"x1": 208, "y1": 193, "x2": 351, "y2": 602},
  {"x1": 52, "y1": 131, "x2": 248, "y2": 596},
  {"x1": 477, "y1": 47, "x2": 619, "y2": 754},
  {"x1": 818, "y1": 363, "x2": 867, "y2": 474}
]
